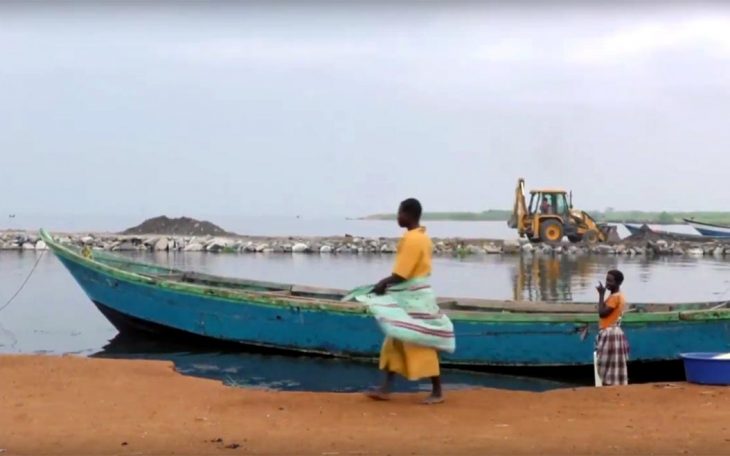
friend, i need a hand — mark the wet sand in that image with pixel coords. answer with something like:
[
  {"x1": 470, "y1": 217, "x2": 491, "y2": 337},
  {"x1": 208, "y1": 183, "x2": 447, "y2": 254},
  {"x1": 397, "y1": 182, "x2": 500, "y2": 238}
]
[{"x1": 1, "y1": 355, "x2": 729, "y2": 455}]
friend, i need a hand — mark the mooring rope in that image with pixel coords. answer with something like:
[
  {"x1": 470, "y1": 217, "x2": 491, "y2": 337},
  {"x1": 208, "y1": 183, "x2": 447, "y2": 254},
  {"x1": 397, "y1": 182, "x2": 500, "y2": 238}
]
[{"x1": 0, "y1": 250, "x2": 46, "y2": 314}]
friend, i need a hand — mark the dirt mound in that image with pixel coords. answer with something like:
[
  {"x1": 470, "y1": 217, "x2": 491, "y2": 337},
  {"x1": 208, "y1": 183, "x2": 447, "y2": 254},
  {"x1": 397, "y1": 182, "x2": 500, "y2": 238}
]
[{"x1": 122, "y1": 216, "x2": 231, "y2": 236}]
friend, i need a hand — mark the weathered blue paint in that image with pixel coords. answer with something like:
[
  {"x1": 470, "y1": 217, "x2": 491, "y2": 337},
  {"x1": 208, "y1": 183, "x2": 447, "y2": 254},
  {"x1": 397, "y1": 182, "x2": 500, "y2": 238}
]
[
  {"x1": 691, "y1": 226, "x2": 730, "y2": 238},
  {"x1": 684, "y1": 219, "x2": 730, "y2": 238},
  {"x1": 53, "y1": 251, "x2": 730, "y2": 367}
]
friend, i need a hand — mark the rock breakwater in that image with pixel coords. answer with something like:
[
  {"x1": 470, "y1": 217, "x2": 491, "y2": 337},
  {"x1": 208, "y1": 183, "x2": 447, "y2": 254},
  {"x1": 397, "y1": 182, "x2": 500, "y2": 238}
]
[{"x1": 3, "y1": 230, "x2": 730, "y2": 258}]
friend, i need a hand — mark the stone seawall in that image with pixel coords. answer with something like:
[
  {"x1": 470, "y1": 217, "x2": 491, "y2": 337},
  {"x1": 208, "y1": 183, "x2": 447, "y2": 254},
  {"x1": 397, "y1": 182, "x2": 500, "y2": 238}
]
[{"x1": 2, "y1": 230, "x2": 730, "y2": 257}]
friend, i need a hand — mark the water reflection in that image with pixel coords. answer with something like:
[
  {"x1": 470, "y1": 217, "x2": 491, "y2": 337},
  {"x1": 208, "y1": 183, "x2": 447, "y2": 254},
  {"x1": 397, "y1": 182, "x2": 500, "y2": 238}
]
[
  {"x1": 512, "y1": 254, "x2": 590, "y2": 302},
  {"x1": 90, "y1": 334, "x2": 569, "y2": 393},
  {"x1": 509, "y1": 253, "x2": 727, "y2": 303}
]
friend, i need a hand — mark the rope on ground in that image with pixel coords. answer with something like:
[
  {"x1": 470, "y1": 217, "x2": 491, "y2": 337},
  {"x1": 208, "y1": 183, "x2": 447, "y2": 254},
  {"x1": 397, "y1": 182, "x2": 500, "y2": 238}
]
[{"x1": 0, "y1": 250, "x2": 46, "y2": 314}]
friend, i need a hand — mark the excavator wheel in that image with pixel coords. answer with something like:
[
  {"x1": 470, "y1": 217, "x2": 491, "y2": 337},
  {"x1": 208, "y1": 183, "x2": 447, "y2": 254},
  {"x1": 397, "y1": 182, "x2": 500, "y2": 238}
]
[{"x1": 539, "y1": 220, "x2": 564, "y2": 244}]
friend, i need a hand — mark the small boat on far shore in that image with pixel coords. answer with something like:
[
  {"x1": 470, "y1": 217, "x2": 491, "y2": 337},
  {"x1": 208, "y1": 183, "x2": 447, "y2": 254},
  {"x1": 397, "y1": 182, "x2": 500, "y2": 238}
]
[
  {"x1": 624, "y1": 224, "x2": 675, "y2": 236},
  {"x1": 684, "y1": 219, "x2": 730, "y2": 238},
  {"x1": 625, "y1": 223, "x2": 650, "y2": 236}
]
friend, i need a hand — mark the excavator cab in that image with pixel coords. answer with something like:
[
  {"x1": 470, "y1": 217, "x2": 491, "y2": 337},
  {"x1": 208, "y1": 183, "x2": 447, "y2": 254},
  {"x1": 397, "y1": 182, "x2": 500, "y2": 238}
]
[
  {"x1": 508, "y1": 178, "x2": 616, "y2": 244},
  {"x1": 528, "y1": 190, "x2": 570, "y2": 218}
]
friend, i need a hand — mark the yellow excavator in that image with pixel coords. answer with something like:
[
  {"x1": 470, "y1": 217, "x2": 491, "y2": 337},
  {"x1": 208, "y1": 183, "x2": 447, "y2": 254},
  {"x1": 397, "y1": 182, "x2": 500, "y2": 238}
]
[{"x1": 507, "y1": 178, "x2": 618, "y2": 244}]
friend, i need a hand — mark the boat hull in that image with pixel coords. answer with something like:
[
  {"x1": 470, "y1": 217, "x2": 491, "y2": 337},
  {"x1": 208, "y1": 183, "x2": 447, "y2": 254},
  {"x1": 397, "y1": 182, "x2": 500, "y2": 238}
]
[
  {"x1": 624, "y1": 225, "x2": 637, "y2": 235},
  {"x1": 685, "y1": 220, "x2": 730, "y2": 238},
  {"x1": 53, "y1": 250, "x2": 730, "y2": 367}
]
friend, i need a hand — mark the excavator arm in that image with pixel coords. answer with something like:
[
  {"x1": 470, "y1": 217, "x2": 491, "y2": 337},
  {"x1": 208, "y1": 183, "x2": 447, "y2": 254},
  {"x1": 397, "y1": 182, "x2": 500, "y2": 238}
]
[{"x1": 507, "y1": 178, "x2": 527, "y2": 231}]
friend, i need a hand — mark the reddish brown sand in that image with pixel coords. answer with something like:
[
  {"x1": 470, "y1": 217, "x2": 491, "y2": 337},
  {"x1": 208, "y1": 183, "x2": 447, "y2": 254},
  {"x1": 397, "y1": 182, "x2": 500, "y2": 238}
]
[{"x1": 1, "y1": 355, "x2": 729, "y2": 455}]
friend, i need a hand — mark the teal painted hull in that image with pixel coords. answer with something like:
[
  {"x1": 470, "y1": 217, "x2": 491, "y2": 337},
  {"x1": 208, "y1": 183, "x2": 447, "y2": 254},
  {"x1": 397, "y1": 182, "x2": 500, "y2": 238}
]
[{"x1": 43, "y1": 231, "x2": 730, "y2": 367}]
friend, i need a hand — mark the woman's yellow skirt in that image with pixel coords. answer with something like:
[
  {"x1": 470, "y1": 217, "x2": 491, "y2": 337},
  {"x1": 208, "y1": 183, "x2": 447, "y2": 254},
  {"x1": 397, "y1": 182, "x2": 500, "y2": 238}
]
[{"x1": 379, "y1": 337, "x2": 440, "y2": 380}]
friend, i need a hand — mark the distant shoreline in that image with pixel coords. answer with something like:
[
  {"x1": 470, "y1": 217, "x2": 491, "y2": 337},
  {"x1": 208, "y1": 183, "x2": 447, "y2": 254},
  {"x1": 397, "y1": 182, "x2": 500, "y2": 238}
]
[{"x1": 361, "y1": 210, "x2": 730, "y2": 225}]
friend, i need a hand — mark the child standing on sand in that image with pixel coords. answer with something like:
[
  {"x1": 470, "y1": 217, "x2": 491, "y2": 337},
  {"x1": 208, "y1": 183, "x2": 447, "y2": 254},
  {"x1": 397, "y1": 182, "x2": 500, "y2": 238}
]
[{"x1": 595, "y1": 269, "x2": 629, "y2": 386}]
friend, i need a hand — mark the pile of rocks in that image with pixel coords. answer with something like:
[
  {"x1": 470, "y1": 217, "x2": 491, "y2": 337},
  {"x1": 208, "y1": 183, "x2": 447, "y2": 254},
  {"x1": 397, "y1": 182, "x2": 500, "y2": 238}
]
[
  {"x1": 0, "y1": 232, "x2": 48, "y2": 251},
  {"x1": 516, "y1": 240, "x2": 730, "y2": 257},
  {"x1": 43, "y1": 233, "x2": 410, "y2": 255},
  {"x1": 121, "y1": 216, "x2": 230, "y2": 237},
  {"x1": 3, "y1": 231, "x2": 730, "y2": 257}
]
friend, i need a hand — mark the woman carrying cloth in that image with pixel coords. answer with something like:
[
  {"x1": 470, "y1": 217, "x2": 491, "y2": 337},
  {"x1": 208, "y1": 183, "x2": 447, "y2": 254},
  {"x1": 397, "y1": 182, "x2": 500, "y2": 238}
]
[{"x1": 344, "y1": 198, "x2": 455, "y2": 404}]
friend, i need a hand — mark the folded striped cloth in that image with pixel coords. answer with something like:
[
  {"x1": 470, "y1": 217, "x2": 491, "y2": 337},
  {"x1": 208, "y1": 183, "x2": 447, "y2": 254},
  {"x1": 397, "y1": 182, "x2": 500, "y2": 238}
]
[{"x1": 343, "y1": 277, "x2": 455, "y2": 353}]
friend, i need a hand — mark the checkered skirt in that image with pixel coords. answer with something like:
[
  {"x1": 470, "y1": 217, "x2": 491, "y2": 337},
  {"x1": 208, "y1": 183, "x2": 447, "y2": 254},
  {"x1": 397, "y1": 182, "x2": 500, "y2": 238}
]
[{"x1": 595, "y1": 326, "x2": 630, "y2": 386}]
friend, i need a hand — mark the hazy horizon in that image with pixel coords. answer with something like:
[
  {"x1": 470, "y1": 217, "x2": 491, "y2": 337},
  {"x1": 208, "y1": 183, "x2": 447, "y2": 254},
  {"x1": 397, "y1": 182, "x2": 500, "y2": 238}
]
[{"x1": 2, "y1": 1, "x2": 730, "y2": 221}]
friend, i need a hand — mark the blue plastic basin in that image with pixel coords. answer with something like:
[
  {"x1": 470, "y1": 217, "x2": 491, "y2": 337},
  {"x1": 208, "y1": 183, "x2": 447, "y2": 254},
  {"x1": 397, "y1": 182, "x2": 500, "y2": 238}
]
[{"x1": 681, "y1": 352, "x2": 730, "y2": 385}]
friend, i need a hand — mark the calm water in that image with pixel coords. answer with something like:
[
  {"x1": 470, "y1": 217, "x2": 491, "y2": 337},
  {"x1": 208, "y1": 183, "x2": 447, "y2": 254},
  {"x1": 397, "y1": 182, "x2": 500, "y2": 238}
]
[{"x1": 1, "y1": 249, "x2": 727, "y2": 390}]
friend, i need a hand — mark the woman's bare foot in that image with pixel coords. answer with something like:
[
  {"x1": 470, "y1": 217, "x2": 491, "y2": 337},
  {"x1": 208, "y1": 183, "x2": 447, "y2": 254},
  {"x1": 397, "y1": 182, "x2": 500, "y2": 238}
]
[
  {"x1": 421, "y1": 394, "x2": 444, "y2": 405},
  {"x1": 364, "y1": 388, "x2": 391, "y2": 401}
]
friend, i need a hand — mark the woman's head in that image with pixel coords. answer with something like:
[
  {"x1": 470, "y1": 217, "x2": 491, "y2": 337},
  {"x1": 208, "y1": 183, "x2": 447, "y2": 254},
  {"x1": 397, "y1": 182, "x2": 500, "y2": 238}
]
[{"x1": 397, "y1": 198, "x2": 422, "y2": 228}]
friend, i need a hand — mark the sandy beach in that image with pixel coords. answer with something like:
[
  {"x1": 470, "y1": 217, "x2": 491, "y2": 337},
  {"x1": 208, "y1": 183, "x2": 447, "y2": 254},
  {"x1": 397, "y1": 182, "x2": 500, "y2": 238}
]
[{"x1": 1, "y1": 356, "x2": 729, "y2": 455}]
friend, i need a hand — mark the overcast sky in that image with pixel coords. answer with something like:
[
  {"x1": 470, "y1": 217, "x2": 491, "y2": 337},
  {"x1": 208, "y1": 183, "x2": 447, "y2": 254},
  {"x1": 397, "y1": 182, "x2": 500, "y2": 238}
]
[{"x1": 1, "y1": 1, "x2": 729, "y2": 219}]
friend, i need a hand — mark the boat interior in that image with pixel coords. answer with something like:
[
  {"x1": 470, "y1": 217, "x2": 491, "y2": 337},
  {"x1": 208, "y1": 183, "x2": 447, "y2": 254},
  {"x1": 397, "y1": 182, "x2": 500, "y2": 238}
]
[{"x1": 65, "y1": 242, "x2": 730, "y2": 315}]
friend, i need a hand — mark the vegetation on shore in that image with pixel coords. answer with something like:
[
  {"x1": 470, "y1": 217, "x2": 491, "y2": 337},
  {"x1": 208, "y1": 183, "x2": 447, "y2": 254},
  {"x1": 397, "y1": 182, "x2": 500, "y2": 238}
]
[{"x1": 362, "y1": 210, "x2": 730, "y2": 225}]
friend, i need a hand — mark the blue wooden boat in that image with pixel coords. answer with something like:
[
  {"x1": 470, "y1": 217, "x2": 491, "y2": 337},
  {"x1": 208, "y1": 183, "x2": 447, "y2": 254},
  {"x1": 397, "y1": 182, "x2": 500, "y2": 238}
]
[
  {"x1": 684, "y1": 219, "x2": 730, "y2": 238},
  {"x1": 40, "y1": 229, "x2": 730, "y2": 367}
]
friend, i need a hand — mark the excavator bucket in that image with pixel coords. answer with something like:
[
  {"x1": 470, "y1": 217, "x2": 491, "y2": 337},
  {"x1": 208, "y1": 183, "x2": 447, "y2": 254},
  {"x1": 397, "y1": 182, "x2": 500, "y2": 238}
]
[
  {"x1": 600, "y1": 225, "x2": 620, "y2": 243},
  {"x1": 508, "y1": 178, "x2": 526, "y2": 230}
]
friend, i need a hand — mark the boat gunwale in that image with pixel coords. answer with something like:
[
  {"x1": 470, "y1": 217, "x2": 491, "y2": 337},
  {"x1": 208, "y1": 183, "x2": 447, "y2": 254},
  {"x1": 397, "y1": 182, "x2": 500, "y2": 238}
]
[
  {"x1": 39, "y1": 229, "x2": 730, "y2": 324},
  {"x1": 684, "y1": 218, "x2": 730, "y2": 231}
]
